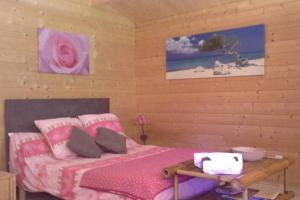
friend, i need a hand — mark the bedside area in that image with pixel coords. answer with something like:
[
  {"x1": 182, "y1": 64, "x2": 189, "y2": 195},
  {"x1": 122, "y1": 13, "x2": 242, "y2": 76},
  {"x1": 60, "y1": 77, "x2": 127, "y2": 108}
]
[
  {"x1": 0, "y1": 171, "x2": 16, "y2": 200},
  {"x1": 174, "y1": 156, "x2": 295, "y2": 200}
]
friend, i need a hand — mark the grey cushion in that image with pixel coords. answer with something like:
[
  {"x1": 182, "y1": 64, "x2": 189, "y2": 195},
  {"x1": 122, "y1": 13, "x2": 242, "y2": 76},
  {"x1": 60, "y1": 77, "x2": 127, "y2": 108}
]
[
  {"x1": 96, "y1": 127, "x2": 127, "y2": 154},
  {"x1": 67, "y1": 127, "x2": 102, "y2": 158}
]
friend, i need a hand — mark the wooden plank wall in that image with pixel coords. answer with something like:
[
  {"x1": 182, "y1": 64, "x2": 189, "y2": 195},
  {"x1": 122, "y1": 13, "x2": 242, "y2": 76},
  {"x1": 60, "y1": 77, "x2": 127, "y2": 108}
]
[
  {"x1": 0, "y1": 0, "x2": 137, "y2": 169},
  {"x1": 135, "y1": 0, "x2": 300, "y2": 186}
]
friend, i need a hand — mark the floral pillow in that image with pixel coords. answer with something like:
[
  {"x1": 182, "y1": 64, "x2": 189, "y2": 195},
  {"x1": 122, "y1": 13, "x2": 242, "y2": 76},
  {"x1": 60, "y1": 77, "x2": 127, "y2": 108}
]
[
  {"x1": 9, "y1": 132, "x2": 52, "y2": 160},
  {"x1": 78, "y1": 113, "x2": 125, "y2": 138},
  {"x1": 34, "y1": 117, "x2": 83, "y2": 159}
]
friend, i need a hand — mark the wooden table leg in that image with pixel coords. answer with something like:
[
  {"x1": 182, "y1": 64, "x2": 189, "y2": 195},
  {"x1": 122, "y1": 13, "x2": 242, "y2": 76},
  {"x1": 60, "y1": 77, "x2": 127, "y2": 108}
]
[
  {"x1": 19, "y1": 187, "x2": 26, "y2": 200},
  {"x1": 174, "y1": 174, "x2": 179, "y2": 200},
  {"x1": 242, "y1": 188, "x2": 248, "y2": 200},
  {"x1": 284, "y1": 168, "x2": 287, "y2": 193}
]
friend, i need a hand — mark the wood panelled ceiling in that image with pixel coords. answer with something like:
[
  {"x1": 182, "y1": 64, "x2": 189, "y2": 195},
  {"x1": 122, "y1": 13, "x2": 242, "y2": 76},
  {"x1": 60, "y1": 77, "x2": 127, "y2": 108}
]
[{"x1": 91, "y1": 0, "x2": 240, "y2": 24}]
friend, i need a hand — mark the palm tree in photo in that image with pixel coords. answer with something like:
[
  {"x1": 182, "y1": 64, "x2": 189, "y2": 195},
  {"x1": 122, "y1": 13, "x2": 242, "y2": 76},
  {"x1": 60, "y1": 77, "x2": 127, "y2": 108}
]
[{"x1": 198, "y1": 34, "x2": 250, "y2": 69}]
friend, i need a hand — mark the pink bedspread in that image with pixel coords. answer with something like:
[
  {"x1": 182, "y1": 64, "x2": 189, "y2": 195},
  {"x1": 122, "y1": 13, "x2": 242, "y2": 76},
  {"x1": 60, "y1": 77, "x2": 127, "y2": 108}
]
[
  {"x1": 80, "y1": 147, "x2": 197, "y2": 200},
  {"x1": 10, "y1": 133, "x2": 216, "y2": 200}
]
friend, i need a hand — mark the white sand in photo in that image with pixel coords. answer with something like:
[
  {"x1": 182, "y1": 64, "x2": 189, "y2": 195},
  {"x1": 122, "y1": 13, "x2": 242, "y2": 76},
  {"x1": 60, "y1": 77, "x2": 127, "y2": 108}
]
[{"x1": 166, "y1": 58, "x2": 264, "y2": 80}]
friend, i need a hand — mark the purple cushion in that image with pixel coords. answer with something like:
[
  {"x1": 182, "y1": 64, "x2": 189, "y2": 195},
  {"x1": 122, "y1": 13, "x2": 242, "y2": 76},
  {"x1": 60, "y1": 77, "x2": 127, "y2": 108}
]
[
  {"x1": 67, "y1": 127, "x2": 102, "y2": 158},
  {"x1": 96, "y1": 127, "x2": 127, "y2": 154}
]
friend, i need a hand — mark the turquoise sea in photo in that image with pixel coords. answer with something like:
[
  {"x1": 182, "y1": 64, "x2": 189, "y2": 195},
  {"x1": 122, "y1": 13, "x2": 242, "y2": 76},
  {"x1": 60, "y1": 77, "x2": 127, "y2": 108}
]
[{"x1": 166, "y1": 52, "x2": 263, "y2": 72}]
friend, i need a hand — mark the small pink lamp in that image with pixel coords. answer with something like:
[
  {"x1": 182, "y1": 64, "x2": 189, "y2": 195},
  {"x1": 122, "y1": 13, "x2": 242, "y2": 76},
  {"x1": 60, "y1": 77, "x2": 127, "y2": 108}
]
[{"x1": 135, "y1": 114, "x2": 149, "y2": 145}]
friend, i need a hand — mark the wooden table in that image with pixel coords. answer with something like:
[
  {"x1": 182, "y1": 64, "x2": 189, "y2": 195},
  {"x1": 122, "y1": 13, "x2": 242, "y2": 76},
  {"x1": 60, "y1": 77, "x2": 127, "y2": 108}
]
[{"x1": 174, "y1": 157, "x2": 295, "y2": 200}]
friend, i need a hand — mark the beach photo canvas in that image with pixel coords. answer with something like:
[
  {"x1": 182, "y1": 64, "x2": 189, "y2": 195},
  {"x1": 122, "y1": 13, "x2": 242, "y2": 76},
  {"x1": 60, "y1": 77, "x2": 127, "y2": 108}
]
[
  {"x1": 166, "y1": 24, "x2": 265, "y2": 80},
  {"x1": 38, "y1": 28, "x2": 89, "y2": 75}
]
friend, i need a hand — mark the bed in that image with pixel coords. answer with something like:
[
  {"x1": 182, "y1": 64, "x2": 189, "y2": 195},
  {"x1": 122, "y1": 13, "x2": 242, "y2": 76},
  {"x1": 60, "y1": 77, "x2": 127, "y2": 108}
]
[{"x1": 5, "y1": 98, "x2": 216, "y2": 200}]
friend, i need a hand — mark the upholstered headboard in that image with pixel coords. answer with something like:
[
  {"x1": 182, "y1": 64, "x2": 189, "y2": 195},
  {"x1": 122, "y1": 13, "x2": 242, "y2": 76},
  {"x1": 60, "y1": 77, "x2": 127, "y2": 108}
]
[{"x1": 4, "y1": 98, "x2": 109, "y2": 169}]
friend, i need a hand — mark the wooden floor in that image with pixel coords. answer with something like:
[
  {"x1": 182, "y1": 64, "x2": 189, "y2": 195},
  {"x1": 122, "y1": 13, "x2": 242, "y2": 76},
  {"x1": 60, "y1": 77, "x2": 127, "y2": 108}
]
[
  {"x1": 251, "y1": 182, "x2": 300, "y2": 200},
  {"x1": 22, "y1": 182, "x2": 299, "y2": 200}
]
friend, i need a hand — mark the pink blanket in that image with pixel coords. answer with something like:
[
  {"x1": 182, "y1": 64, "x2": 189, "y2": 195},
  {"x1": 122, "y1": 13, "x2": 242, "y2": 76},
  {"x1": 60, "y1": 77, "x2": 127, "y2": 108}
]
[
  {"x1": 10, "y1": 133, "x2": 215, "y2": 200},
  {"x1": 80, "y1": 147, "x2": 198, "y2": 200}
]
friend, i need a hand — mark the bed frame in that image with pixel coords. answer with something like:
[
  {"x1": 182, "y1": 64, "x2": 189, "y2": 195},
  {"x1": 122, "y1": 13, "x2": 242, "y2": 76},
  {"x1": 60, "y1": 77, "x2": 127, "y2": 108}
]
[{"x1": 4, "y1": 98, "x2": 110, "y2": 200}]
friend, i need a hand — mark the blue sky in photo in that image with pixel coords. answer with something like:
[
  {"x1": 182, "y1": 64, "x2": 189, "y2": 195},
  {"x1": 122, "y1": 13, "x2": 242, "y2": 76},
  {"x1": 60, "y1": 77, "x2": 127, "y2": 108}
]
[{"x1": 166, "y1": 24, "x2": 265, "y2": 61}]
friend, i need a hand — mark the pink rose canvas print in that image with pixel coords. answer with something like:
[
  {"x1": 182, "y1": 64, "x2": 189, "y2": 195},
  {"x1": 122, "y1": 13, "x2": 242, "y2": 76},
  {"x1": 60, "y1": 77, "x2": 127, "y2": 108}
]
[{"x1": 38, "y1": 28, "x2": 89, "y2": 75}]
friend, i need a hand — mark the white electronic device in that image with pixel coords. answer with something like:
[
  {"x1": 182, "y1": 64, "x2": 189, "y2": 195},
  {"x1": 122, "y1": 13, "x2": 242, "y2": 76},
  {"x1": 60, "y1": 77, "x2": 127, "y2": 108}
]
[{"x1": 194, "y1": 152, "x2": 243, "y2": 175}]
